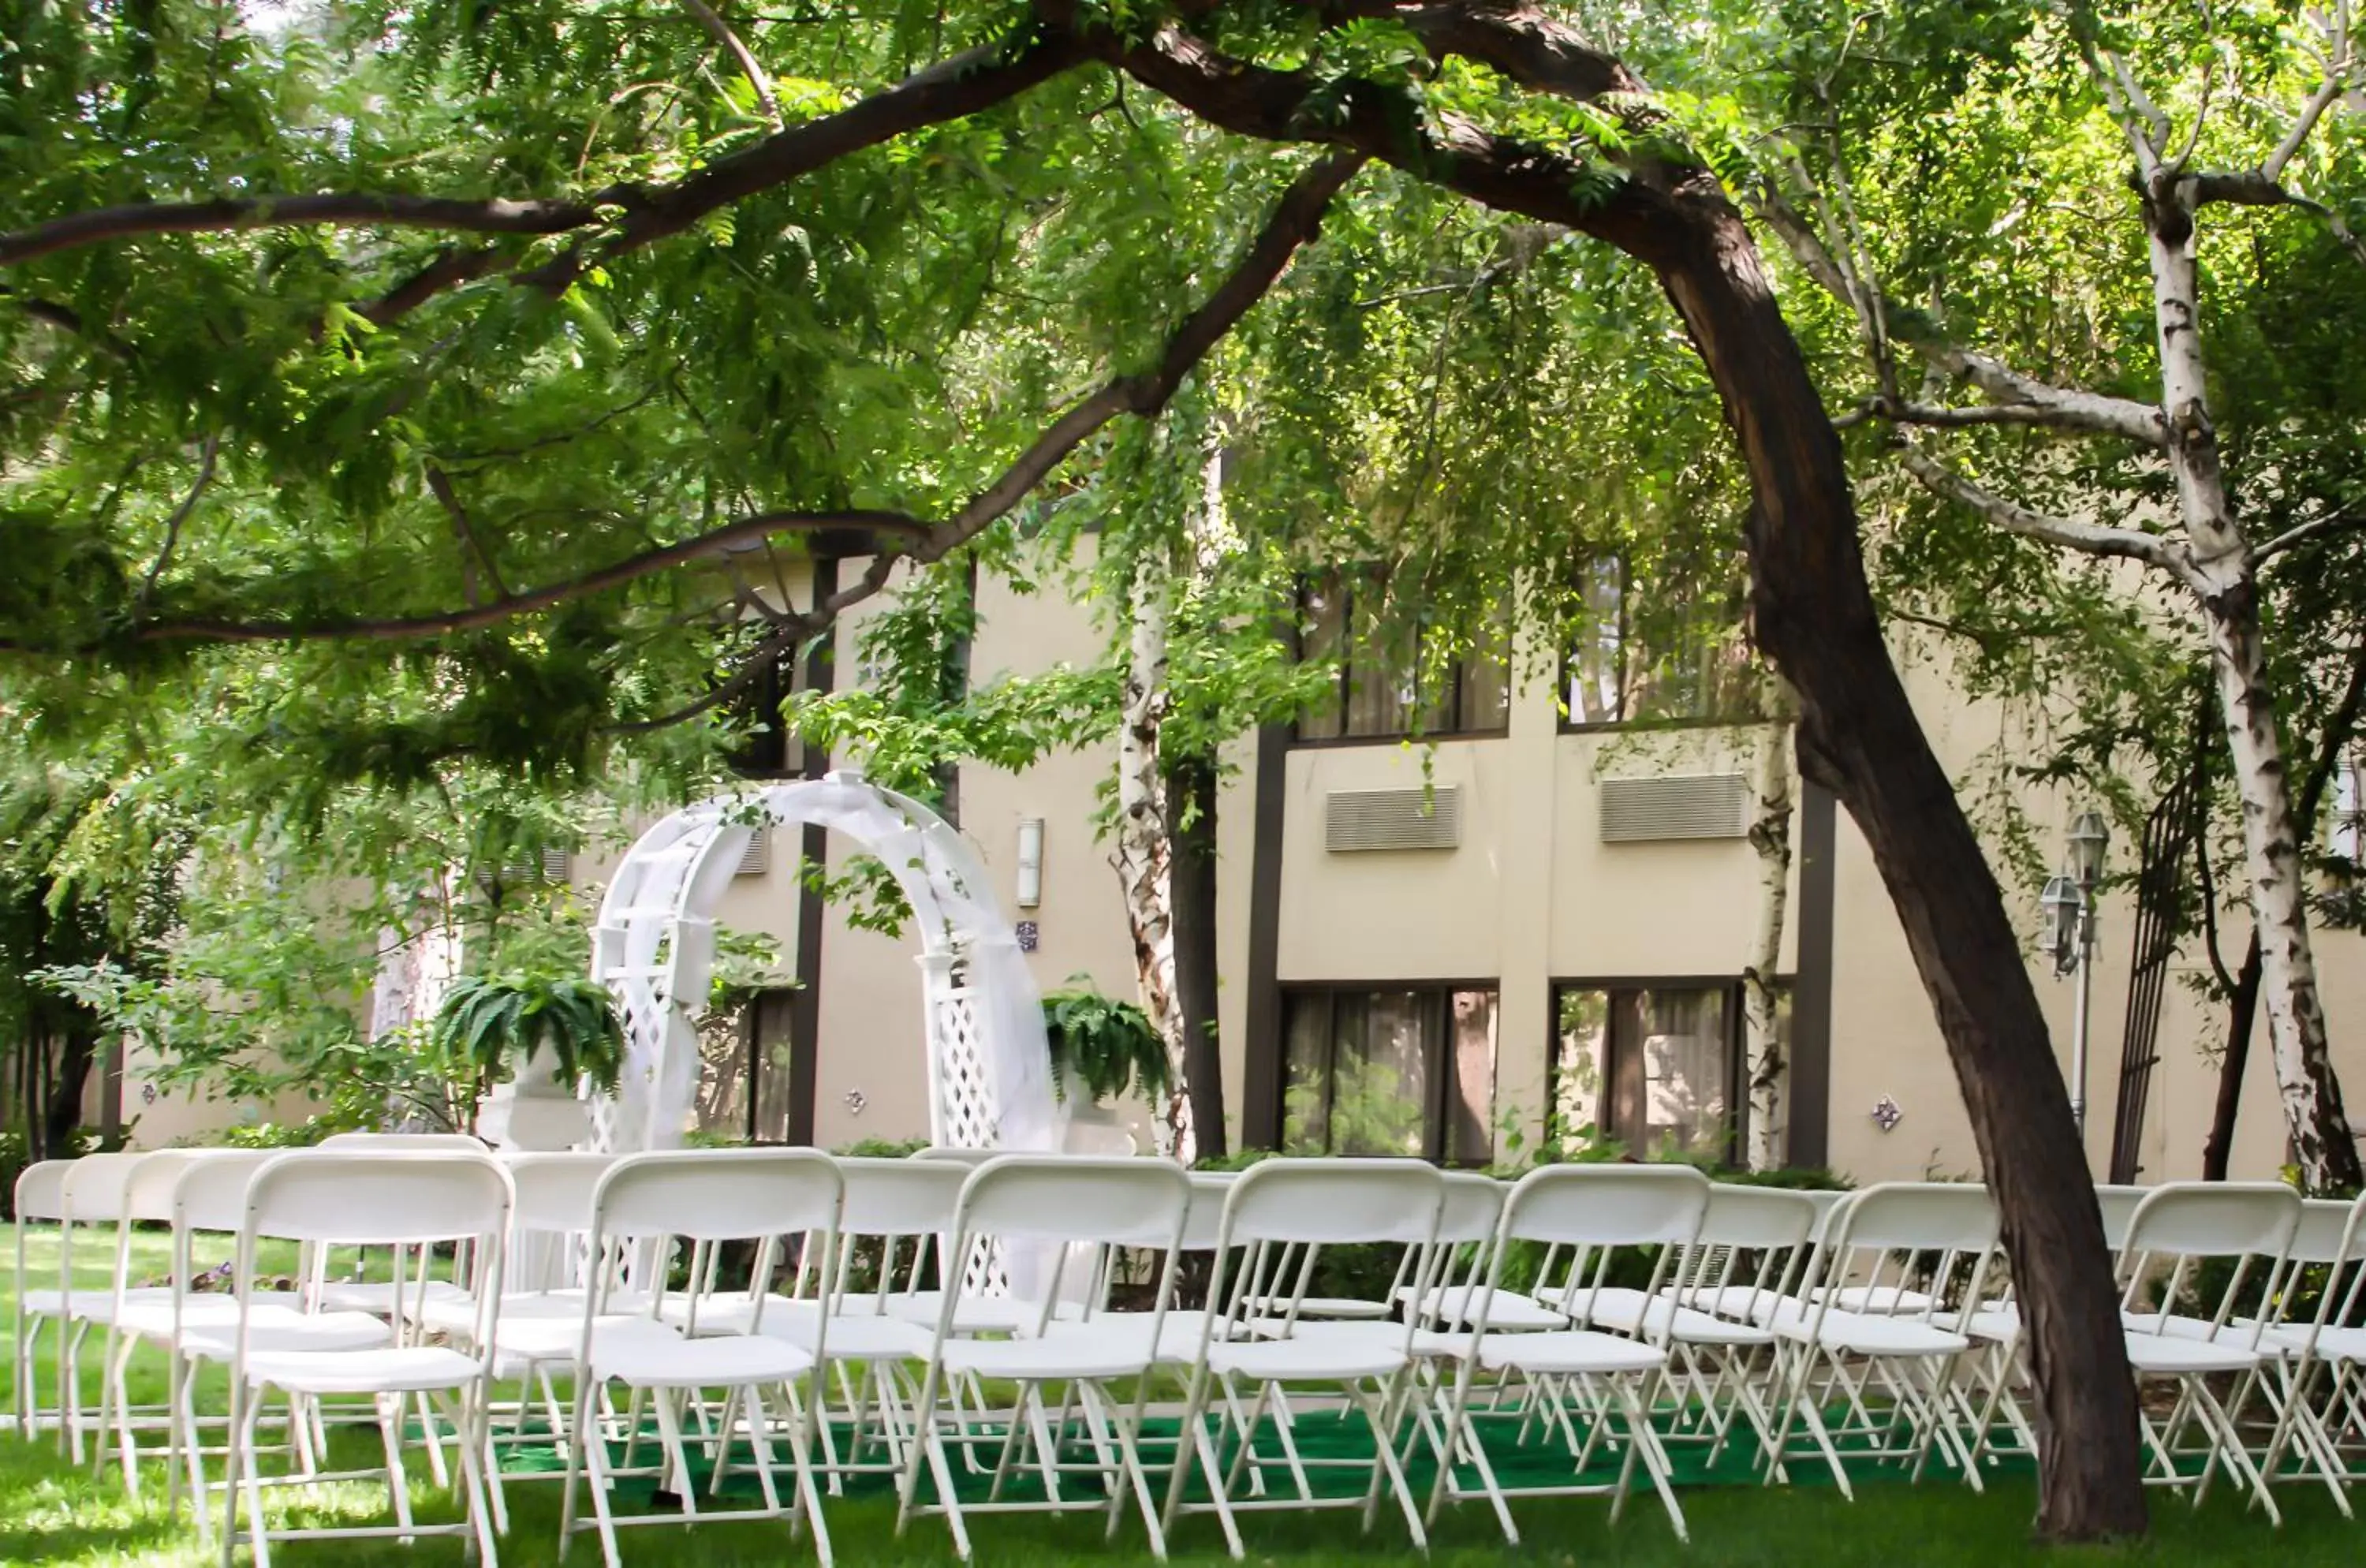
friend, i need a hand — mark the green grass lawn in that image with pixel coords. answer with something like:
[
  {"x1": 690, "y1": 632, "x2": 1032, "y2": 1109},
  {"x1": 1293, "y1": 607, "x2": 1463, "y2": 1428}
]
[{"x1": 3, "y1": 1223, "x2": 2359, "y2": 1565}]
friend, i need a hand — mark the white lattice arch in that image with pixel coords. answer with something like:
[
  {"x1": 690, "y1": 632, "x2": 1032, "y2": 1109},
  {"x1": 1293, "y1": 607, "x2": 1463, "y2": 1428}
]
[{"x1": 588, "y1": 771, "x2": 1061, "y2": 1157}]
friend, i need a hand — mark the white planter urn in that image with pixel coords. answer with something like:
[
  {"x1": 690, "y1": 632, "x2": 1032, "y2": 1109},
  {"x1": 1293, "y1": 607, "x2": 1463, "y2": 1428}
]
[{"x1": 475, "y1": 1059, "x2": 592, "y2": 1151}]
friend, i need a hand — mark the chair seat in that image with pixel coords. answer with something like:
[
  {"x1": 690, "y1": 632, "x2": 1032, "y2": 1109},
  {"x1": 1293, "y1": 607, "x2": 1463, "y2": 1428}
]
[
  {"x1": 941, "y1": 1334, "x2": 1155, "y2": 1383},
  {"x1": 23, "y1": 1286, "x2": 174, "y2": 1320},
  {"x1": 243, "y1": 1346, "x2": 484, "y2": 1396},
  {"x1": 756, "y1": 1312, "x2": 929, "y2": 1361},
  {"x1": 1477, "y1": 1329, "x2": 1666, "y2": 1376},
  {"x1": 1207, "y1": 1336, "x2": 1407, "y2": 1382},
  {"x1": 883, "y1": 1291, "x2": 1083, "y2": 1336},
  {"x1": 1767, "y1": 1305, "x2": 1969, "y2": 1357},
  {"x1": 1241, "y1": 1295, "x2": 1393, "y2": 1322},
  {"x1": 1932, "y1": 1306, "x2": 2022, "y2": 1343},
  {"x1": 179, "y1": 1312, "x2": 396, "y2": 1361},
  {"x1": 1046, "y1": 1312, "x2": 1228, "y2": 1365},
  {"x1": 1580, "y1": 1288, "x2": 1773, "y2": 1346},
  {"x1": 319, "y1": 1279, "x2": 472, "y2": 1316},
  {"x1": 417, "y1": 1288, "x2": 655, "y2": 1338},
  {"x1": 592, "y1": 1331, "x2": 815, "y2": 1389},
  {"x1": 491, "y1": 1313, "x2": 681, "y2": 1365},
  {"x1": 659, "y1": 1294, "x2": 821, "y2": 1335},
  {"x1": 107, "y1": 1292, "x2": 306, "y2": 1337},
  {"x1": 2124, "y1": 1332, "x2": 2271, "y2": 1376},
  {"x1": 1820, "y1": 1284, "x2": 1937, "y2": 1314},
  {"x1": 1401, "y1": 1286, "x2": 1565, "y2": 1331}
]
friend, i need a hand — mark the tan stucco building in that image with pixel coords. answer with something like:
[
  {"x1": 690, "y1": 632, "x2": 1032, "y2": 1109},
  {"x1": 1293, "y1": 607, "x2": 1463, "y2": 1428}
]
[{"x1": 549, "y1": 540, "x2": 2366, "y2": 1189}]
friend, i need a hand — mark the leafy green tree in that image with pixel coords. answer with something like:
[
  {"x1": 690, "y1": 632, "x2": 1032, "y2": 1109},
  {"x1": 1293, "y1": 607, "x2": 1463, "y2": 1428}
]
[
  {"x1": 0, "y1": 1, "x2": 2155, "y2": 1529},
  {"x1": 1742, "y1": 0, "x2": 2366, "y2": 1187}
]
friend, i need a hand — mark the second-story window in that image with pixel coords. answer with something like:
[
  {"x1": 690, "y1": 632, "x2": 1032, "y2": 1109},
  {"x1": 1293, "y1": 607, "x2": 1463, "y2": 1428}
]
[
  {"x1": 1297, "y1": 567, "x2": 1510, "y2": 741},
  {"x1": 1563, "y1": 553, "x2": 1756, "y2": 727}
]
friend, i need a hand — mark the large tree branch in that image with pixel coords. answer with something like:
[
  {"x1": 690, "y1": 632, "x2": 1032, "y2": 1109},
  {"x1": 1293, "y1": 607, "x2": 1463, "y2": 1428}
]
[
  {"x1": 1043, "y1": 8, "x2": 1680, "y2": 255},
  {"x1": 24, "y1": 510, "x2": 933, "y2": 650},
  {"x1": 676, "y1": 0, "x2": 786, "y2": 129},
  {"x1": 13, "y1": 150, "x2": 1360, "y2": 659},
  {"x1": 0, "y1": 36, "x2": 1084, "y2": 293},
  {"x1": 1756, "y1": 193, "x2": 2170, "y2": 447},
  {"x1": 1894, "y1": 438, "x2": 2202, "y2": 587},
  {"x1": 2257, "y1": 506, "x2": 2366, "y2": 563}
]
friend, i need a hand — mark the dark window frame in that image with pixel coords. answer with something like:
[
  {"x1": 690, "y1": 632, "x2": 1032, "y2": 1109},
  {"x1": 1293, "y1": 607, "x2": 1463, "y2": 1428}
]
[
  {"x1": 1277, "y1": 980, "x2": 1502, "y2": 1166},
  {"x1": 1555, "y1": 552, "x2": 1758, "y2": 734},
  {"x1": 1544, "y1": 975, "x2": 1789, "y2": 1170},
  {"x1": 1293, "y1": 569, "x2": 1513, "y2": 748}
]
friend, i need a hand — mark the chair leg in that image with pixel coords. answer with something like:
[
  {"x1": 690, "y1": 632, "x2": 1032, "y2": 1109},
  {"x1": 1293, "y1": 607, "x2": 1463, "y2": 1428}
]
[
  {"x1": 376, "y1": 1391, "x2": 419, "y2": 1544},
  {"x1": 237, "y1": 1385, "x2": 275, "y2": 1568}
]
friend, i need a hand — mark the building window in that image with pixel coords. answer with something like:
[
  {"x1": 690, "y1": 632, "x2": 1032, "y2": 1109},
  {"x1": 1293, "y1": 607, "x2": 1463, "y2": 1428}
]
[
  {"x1": 724, "y1": 645, "x2": 804, "y2": 778},
  {"x1": 1551, "y1": 981, "x2": 1772, "y2": 1163},
  {"x1": 1297, "y1": 569, "x2": 1510, "y2": 742},
  {"x1": 1562, "y1": 554, "x2": 1756, "y2": 728},
  {"x1": 1282, "y1": 986, "x2": 1498, "y2": 1162}
]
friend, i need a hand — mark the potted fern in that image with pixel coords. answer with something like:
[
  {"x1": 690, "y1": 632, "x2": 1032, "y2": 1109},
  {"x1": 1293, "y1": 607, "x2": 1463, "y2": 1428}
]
[
  {"x1": 434, "y1": 973, "x2": 627, "y2": 1149},
  {"x1": 1041, "y1": 984, "x2": 1172, "y2": 1120}
]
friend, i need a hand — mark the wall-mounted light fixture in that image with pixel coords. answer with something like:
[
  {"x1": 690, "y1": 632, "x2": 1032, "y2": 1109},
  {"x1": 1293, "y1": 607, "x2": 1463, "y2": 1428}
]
[{"x1": 1016, "y1": 817, "x2": 1045, "y2": 909}]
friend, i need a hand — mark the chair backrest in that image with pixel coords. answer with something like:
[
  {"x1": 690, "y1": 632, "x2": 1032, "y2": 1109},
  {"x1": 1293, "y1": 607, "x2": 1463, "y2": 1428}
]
[
  {"x1": 1682, "y1": 1183, "x2": 1823, "y2": 1319},
  {"x1": 837, "y1": 1157, "x2": 968, "y2": 1237},
  {"x1": 593, "y1": 1148, "x2": 843, "y2": 1244},
  {"x1": 58, "y1": 1150, "x2": 145, "y2": 1223},
  {"x1": 1505, "y1": 1163, "x2": 1712, "y2": 1248},
  {"x1": 1437, "y1": 1172, "x2": 1508, "y2": 1245},
  {"x1": 13, "y1": 1158, "x2": 72, "y2": 1223},
  {"x1": 1218, "y1": 1158, "x2": 1446, "y2": 1247},
  {"x1": 2119, "y1": 1182, "x2": 2300, "y2": 1341},
  {"x1": 505, "y1": 1152, "x2": 619, "y2": 1234},
  {"x1": 1180, "y1": 1174, "x2": 1233, "y2": 1252},
  {"x1": 234, "y1": 1152, "x2": 512, "y2": 1361},
  {"x1": 124, "y1": 1150, "x2": 237, "y2": 1225},
  {"x1": 1699, "y1": 1184, "x2": 1820, "y2": 1250},
  {"x1": 955, "y1": 1156, "x2": 1192, "y2": 1249},
  {"x1": 320, "y1": 1131, "x2": 490, "y2": 1152},
  {"x1": 173, "y1": 1151, "x2": 286, "y2": 1238},
  {"x1": 2289, "y1": 1197, "x2": 2357, "y2": 1266},
  {"x1": 2122, "y1": 1182, "x2": 2299, "y2": 1262},
  {"x1": 912, "y1": 1146, "x2": 998, "y2": 1166},
  {"x1": 2095, "y1": 1184, "x2": 2149, "y2": 1252},
  {"x1": 245, "y1": 1150, "x2": 513, "y2": 1246},
  {"x1": 1824, "y1": 1182, "x2": 1998, "y2": 1255}
]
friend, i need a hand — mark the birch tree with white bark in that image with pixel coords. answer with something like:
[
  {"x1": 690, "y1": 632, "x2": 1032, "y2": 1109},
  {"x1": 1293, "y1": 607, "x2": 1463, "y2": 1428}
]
[{"x1": 1759, "y1": 0, "x2": 2366, "y2": 1188}]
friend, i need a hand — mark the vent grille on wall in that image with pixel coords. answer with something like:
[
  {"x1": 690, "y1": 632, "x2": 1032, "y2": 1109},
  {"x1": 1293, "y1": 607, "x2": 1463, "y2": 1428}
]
[
  {"x1": 477, "y1": 847, "x2": 572, "y2": 888},
  {"x1": 736, "y1": 827, "x2": 771, "y2": 877},
  {"x1": 1599, "y1": 774, "x2": 1751, "y2": 842},
  {"x1": 1324, "y1": 786, "x2": 1462, "y2": 853}
]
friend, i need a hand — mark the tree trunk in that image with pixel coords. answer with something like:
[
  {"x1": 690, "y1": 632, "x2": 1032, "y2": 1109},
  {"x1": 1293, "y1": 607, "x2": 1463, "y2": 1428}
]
[
  {"x1": 2203, "y1": 935, "x2": 2264, "y2": 1182},
  {"x1": 2200, "y1": 637, "x2": 2366, "y2": 1182},
  {"x1": 1165, "y1": 748, "x2": 1226, "y2": 1158},
  {"x1": 1744, "y1": 715, "x2": 1795, "y2": 1171},
  {"x1": 1654, "y1": 199, "x2": 2147, "y2": 1537},
  {"x1": 2143, "y1": 182, "x2": 2362, "y2": 1193},
  {"x1": 1114, "y1": 551, "x2": 1191, "y2": 1159},
  {"x1": 41, "y1": 1022, "x2": 96, "y2": 1160}
]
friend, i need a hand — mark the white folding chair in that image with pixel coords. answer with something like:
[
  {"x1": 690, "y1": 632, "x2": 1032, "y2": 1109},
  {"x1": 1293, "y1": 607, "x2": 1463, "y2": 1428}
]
[
  {"x1": 1162, "y1": 1158, "x2": 1447, "y2": 1559},
  {"x1": 2254, "y1": 1193, "x2": 2366, "y2": 1513},
  {"x1": 1763, "y1": 1183, "x2": 2001, "y2": 1496},
  {"x1": 1577, "y1": 1182, "x2": 1819, "y2": 1481},
  {"x1": 895, "y1": 1155, "x2": 1192, "y2": 1560},
  {"x1": 28, "y1": 1150, "x2": 147, "y2": 1461},
  {"x1": 11, "y1": 1156, "x2": 89, "y2": 1443},
  {"x1": 214, "y1": 1149, "x2": 513, "y2": 1567},
  {"x1": 2117, "y1": 1182, "x2": 2301, "y2": 1521},
  {"x1": 558, "y1": 1148, "x2": 843, "y2": 1568},
  {"x1": 1431, "y1": 1163, "x2": 1711, "y2": 1542}
]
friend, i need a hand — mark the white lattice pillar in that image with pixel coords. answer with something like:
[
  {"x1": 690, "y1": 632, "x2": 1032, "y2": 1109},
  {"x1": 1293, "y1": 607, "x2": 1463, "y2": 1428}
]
[{"x1": 918, "y1": 950, "x2": 998, "y2": 1150}]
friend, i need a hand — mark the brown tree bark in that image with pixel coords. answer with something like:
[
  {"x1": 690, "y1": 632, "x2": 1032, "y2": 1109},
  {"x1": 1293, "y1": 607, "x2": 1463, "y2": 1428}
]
[
  {"x1": 1165, "y1": 749, "x2": 1227, "y2": 1157},
  {"x1": 1078, "y1": 9, "x2": 2149, "y2": 1536},
  {"x1": 2204, "y1": 937, "x2": 2264, "y2": 1182},
  {"x1": 1652, "y1": 218, "x2": 2147, "y2": 1540}
]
